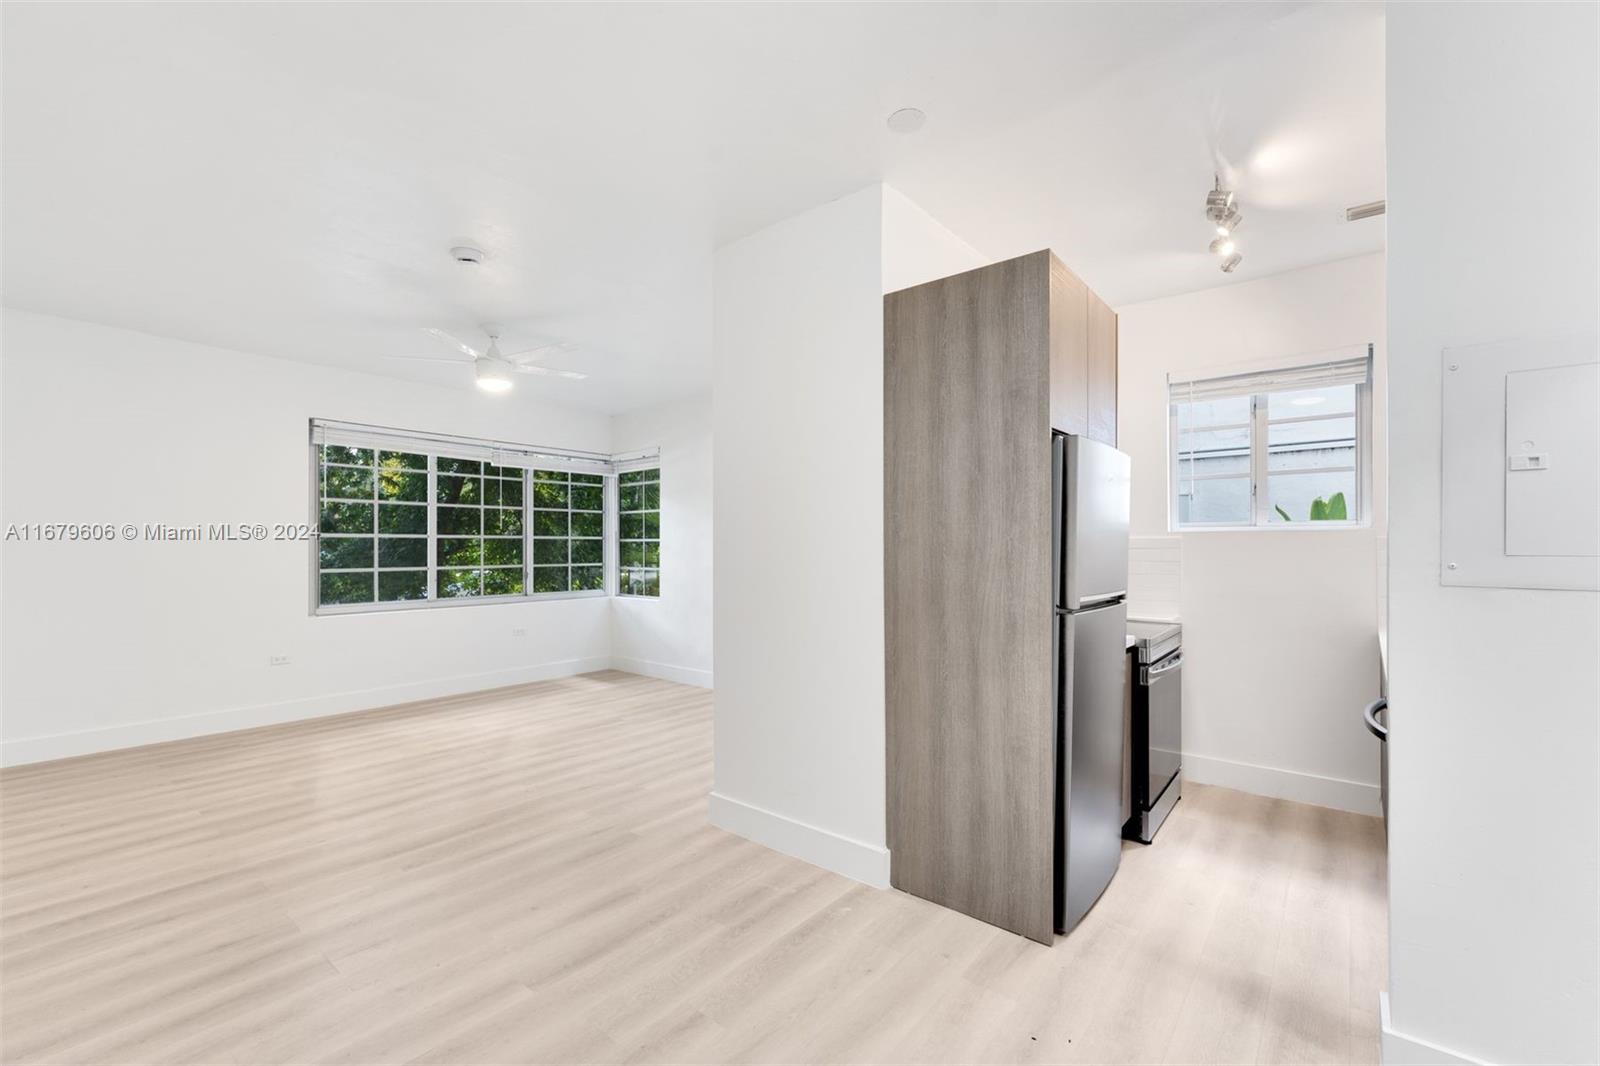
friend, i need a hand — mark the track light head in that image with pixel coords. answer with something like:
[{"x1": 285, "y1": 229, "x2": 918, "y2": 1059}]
[
  {"x1": 1220, "y1": 252, "x2": 1243, "y2": 274},
  {"x1": 1204, "y1": 181, "x2": 1235, "y2": 222},
  {"x1": 1209, "y1": 236, "x2": 1237, "y2": 257}
]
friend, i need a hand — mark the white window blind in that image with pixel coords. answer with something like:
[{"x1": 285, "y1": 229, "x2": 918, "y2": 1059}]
[
  {"x1": 310, "y1": 420, "x2": 617, "y2": 476},
  {"x1": 1167, "y1": 345, "x2": 1372, "y2": 403},
  {"x1": 1168, "y1": 346, "x2": 1373, "y2": 528}
]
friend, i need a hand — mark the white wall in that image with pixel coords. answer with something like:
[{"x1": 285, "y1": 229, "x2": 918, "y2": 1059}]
[
  {"x1": 881, "y1": 184, "x2": 989, "y2": 294},
  {"x1": 1, "y1": 310, "x2": 613, "y2": 764},
  {"x1": 1117, "y1": 253, "x2": 1387, "y2": 814},
  {"x1": 1385, "y1": 5, "x2": 1598, "y2": 1064},
  {"x1": 710, "y1": 183, "x2": 986, "y2": 886},
  {"x1": 609, "y1": 392, "x2": 713, "y2": 687}
]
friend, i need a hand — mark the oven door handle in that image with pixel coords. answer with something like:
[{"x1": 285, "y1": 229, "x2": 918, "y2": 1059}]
[{"x1": 1146, "y1": 652, "x2": 1182, "y2": 678}]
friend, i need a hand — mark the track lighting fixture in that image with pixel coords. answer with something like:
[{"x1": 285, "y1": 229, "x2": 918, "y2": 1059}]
[{"x1": 1204, "y1": 177, "x2": 1244, "y2": 273}]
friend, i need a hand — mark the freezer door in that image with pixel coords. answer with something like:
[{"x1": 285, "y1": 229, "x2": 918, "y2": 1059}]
[
  {"x1": 1062, "y1": 435, "x2": 1131, "y2": 610},
  {"x1": 1057, "y1": 598, "x2": 1127, "y2": 933}
]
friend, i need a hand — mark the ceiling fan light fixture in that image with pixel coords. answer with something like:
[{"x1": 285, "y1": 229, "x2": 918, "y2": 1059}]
[{"x1": 475, "y1": 358, "x2": 514, "y2": 393}]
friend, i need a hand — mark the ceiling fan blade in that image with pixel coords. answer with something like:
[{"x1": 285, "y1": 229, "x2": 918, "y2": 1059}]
[
  {"x1": 387, "y1": 355, "x2": 472, "y2": 364},
  {"x1": 512, "y1": 364, "x2": 587, "y2": 380},
  {"x1": 423, "y1": 327, "x2": 482, "y2": 360},
  {"x1": 502, "y1": 341, "x2": 576, "y2": 362}
]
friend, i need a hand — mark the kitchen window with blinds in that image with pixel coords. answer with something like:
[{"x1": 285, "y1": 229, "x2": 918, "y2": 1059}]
[
  {"x1": 1168, "y1": 346, "x2": 1373, "y2": 529},
  {"x1": 309, "y1": 421, "x2": 636, "y2": 614}
]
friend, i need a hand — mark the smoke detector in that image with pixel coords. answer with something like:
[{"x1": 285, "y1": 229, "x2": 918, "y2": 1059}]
[{"x1": 449, "y1": 245, "x2": 486, "y2": 265}]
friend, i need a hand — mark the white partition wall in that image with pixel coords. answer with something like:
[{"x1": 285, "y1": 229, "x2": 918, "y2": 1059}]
[
  {"x1": 709, "y1": 184, "x2": 985, "y2": 886},
  {"x1": 1385, "y1": 4, "x2": 1600, "y2": 1063}
]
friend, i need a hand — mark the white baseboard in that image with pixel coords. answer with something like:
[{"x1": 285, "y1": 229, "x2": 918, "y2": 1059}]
[
  {"x1": 1380, "y1": 992, "x2": 1492, "y2": 1065},
  {"x1": 707, "y1": 790, "x2": 890, "y2": 889},
  {"x1": 1184, "y1": 751, "x2": 1381, "y2": 816},
  {"x1": 0, "y1": 656, "x2": 611, "y2": 767},
  {"x1": 609, "y1": 656, "x2": 713, "y2": 689}
]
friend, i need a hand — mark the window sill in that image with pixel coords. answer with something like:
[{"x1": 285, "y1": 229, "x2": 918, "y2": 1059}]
[
  {"x1": 1169, "y1": 521, "x2": 1373, "y2": 534},
  {"x1": 314, "y1": 589, "x2": 608, "y2": 616}
]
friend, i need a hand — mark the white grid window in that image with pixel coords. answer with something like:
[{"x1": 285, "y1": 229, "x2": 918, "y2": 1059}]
[
  {"x1": 435, "y1": 457, "x2": 525, "y2": 599},
  {"x1": 617, "y1": 467, "x2": 660, "y2": 596},
  {"x1": 311, "y1": 424, "x2": 634, "y2": 614},
  {"x1": 530, "y1": 470, "x2": 605, "y2": 593},
  {"x1": 1170, "y1": 348, "x2": 1372, "y2": 529},
  {"x1": 317, "y1": 445, "x2": 430, "y2": 606}
]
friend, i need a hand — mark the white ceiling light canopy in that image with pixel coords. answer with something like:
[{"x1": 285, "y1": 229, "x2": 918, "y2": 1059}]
[{"x1": 388, "y1": 324, "x2": 588, "y2": 393}]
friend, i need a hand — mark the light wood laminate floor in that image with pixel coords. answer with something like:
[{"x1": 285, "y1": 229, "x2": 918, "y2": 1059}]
[{"x1": 1, "y1": 671, "x2": 1387, "y2": 1065}]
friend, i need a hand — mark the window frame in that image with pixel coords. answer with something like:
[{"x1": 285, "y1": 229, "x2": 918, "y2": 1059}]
[
  {"x1": 527, "y1": 468, "x2": 608, "y2": 596},
  {"x1": 1169, "y1": 382, "x2": 1371, "y2": 531},
  {"x1": 309, "y1": 448, "x2": 610, "y2": 617},
  {"x1": 616, "y1": 465, "x2": 661, "y2": 598}
]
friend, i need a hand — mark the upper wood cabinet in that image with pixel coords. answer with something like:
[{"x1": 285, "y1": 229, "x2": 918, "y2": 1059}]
[
  {"x1": 1047, "y1": 255, "x2": 1117, "y2": 445},
  {"x1": 1087, "y1": 291, "x2": 1118, "y2": 445},
  {"x1": 883, "y1": 249, "x2": 1117, "y2": 945}
]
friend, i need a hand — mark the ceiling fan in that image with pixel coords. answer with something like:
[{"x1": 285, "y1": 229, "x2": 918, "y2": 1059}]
[{"x1": 390, "y1": 325, "x2": 587, "y2": 393}]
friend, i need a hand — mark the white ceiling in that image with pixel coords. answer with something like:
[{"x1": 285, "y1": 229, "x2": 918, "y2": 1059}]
[{"x1": 1, "y1": 2, "x2": 1383, "y2": 414}]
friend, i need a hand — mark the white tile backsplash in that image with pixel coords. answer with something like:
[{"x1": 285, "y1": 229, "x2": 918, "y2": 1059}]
[{"x1": 1128, "y1": 535, "x2": 1182, "y2": 621}]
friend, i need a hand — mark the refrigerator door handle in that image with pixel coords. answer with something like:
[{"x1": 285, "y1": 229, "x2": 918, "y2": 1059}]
[
  {"x1": 1076, "y1": 590, "x2": 1127, "y2": 607},
  {"x1": 1364, "y1": 697, "x2": 1388, "y2": 740}
]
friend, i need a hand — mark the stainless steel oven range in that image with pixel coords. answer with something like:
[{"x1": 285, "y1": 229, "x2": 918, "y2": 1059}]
[{"x1": 1124, "y1": 619, "x2": 1182, "y2": 844}]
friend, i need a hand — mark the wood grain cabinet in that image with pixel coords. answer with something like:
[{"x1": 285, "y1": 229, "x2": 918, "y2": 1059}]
[{"x1": 884, "y1": 250, "x2": 1117, "y2": 945}]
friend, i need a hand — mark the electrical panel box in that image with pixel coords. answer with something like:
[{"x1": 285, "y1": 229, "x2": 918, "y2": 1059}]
[{"x1": 1441, "y1": 335, "x2": 1599, "y2": 591}]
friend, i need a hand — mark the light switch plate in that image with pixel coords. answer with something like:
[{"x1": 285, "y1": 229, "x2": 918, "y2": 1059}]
[{"x1": 1440, "y1": 334, "x2": 1599, "y2": 591}]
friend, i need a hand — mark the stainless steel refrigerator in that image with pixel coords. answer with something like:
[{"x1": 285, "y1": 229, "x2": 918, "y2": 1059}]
[{"x1": 1051, "y1": 432, "x2": 1132, "y2": 934}]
